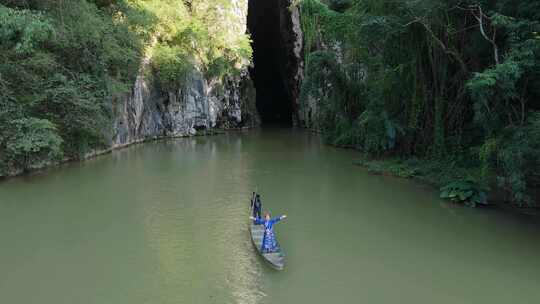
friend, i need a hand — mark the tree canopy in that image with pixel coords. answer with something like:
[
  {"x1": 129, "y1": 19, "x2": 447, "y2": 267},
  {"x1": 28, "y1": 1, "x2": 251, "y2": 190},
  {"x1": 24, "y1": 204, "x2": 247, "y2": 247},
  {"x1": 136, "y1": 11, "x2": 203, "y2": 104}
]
[
  {"x1": 299, "y1": 0, "x2": 540, "y2": 205},
  {"x1": 0, "y1": 0, "x2": 252, "y2": 176}
]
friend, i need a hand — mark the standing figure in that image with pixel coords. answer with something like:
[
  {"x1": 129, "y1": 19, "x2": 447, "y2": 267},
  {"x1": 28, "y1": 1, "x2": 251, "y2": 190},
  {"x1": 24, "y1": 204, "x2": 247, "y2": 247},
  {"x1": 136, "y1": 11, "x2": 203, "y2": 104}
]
[
  {"x1": 251, "y1": 193, "x2": 262, "y2": 219},
  {"x1": 251, "y1": 212, "x2": 287, "y2": 253}
]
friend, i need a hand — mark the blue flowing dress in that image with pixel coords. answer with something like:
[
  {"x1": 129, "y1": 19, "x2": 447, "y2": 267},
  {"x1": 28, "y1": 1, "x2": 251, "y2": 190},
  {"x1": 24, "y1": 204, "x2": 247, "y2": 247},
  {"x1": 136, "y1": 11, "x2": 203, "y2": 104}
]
[{"x1": 253, "y1": 216, "x2": 283, "y2": 253}]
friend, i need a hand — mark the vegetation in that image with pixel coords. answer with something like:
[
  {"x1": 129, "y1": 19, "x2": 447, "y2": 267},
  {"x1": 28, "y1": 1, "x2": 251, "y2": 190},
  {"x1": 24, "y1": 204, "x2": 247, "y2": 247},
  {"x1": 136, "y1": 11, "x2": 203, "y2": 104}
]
[
  {"x1": 298, "y1": 0, "x2": 540, "y2": 206},
  {"x1": 2, "y1": 0, "x2": 537, "y2": 207},
  {"x1": 440, "y1": 180, "x2": 488, "y2": 207},
  {"x1": 0, "y1": 0, "x2": 252, "y2": 176}
]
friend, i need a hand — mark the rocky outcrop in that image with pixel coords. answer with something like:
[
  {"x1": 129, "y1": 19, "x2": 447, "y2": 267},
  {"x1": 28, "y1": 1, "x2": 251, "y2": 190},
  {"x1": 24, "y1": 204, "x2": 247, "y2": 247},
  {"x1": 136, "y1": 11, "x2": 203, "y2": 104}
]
[
  {"x1": 112, "y1": 67, "x2": 258, "y2": 147},
  {"x1": 278, "y1": 0, "x2": 304, "y2": 126},
  {"x1": 111, "y1": 0, "x2": 258, "y2": 148}
]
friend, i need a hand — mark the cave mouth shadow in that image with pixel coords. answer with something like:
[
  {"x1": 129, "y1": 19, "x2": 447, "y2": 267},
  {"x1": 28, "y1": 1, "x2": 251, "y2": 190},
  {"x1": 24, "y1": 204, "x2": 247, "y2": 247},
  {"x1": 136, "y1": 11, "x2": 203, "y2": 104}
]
[{"x1": 248, "y1": 0, "x2": 293, "y2": 126}]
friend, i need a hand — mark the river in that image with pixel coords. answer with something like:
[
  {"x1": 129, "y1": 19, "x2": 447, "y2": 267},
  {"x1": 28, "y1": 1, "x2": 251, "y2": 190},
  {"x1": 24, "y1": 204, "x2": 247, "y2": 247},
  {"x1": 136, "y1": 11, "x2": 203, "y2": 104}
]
[{"x1": 1, "y1": 128, "x2": 539, "y2": 304}]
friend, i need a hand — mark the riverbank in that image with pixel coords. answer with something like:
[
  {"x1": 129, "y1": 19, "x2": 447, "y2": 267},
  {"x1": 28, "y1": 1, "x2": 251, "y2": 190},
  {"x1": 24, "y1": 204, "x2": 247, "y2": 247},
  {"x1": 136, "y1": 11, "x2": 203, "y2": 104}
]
[
  {"x1": 352, "y1": 154, "x2": 538, "y2": 212},
  {"x1": 302, "y1": 125, "x2": 538, "y2": 210},
  {"x1": 353, "y1": 156, "x2": 472, "y2": 187},
  {"x1": 0, "y1": 127, "x2": 254, "y2": 180},
  {"x1": 307, "y1": 128, "x2": 487, "y2": 204}
]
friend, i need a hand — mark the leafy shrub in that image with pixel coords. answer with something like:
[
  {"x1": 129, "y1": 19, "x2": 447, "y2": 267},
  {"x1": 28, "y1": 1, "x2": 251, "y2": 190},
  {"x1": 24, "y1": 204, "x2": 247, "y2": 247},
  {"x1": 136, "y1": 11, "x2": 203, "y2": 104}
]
[
  {"x1": 40, "y1": 74, "x2": 111, "y2": 156},
  {"x1": 358, "y1": 159, "x2": 418, "y2": 178},
  {"x1": 440, "y1": 180, "x2": 488, "y2": 207},
  {"x1": 4, "y1": 118, "x2": 63, "y2": 172},
  {"x1": 357, "y1": 101, "x2": 404, "y2": 154},
  {"x1": 0, "y1": 6, "x2": 54, "y2": 55},
  {"x1": 0, "y1": 1, "x2": 149, "y2": 168},
  {"x1": 152, "y1": 43, "x2": 193, "y2": 89}
]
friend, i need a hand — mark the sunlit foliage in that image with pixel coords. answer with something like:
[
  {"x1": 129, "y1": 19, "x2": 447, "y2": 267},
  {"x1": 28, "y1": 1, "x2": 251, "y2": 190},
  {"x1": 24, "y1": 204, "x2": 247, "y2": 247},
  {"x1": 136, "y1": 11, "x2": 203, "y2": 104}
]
[{"x1": 0, "y1": 0, "x2": 252, "y2": 176}]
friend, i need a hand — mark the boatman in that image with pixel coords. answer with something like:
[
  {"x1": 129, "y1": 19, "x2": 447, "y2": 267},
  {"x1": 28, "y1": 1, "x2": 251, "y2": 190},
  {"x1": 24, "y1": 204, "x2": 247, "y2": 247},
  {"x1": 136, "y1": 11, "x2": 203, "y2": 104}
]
[
  {"x1": 252, "y1": 193, "x2": 262, "y2": 219},
  {"x1": 250, "y1": 212, "x2": 287, "y2": 253}
]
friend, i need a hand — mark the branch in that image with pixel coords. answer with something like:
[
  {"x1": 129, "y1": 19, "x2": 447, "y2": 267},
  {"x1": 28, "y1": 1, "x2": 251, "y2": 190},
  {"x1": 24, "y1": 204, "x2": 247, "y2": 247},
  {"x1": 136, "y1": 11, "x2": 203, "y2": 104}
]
[
  {"x1": 403, "y1": 19, "x2": 469, "y2": 74},
  {"x1": 455, "y1": 5, "x2": 500, "y2": 65},
  {"x1": 472, "y1": 5, "x2": 500, "y2": 64}
]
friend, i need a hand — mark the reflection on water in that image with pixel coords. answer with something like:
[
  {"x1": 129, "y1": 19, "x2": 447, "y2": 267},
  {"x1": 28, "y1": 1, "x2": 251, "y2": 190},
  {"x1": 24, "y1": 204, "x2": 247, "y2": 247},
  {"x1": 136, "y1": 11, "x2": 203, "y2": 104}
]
[{"x1": 1, "y1": 128, "x2": 540, "y2": 304}]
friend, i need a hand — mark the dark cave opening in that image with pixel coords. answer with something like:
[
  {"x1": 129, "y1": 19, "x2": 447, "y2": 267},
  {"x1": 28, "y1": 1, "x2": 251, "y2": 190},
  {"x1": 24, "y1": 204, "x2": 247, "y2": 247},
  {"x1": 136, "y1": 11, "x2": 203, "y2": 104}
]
[{"x1": 248, "y1": 0, "x2": 293, "y2": 125}]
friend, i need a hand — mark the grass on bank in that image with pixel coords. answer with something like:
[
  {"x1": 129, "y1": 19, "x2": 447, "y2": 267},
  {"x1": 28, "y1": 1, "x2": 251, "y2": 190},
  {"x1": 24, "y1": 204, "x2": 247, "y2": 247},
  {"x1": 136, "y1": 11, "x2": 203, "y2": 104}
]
[{"x1": 352, "y1": 154, "x2": 536, "y2": 208}]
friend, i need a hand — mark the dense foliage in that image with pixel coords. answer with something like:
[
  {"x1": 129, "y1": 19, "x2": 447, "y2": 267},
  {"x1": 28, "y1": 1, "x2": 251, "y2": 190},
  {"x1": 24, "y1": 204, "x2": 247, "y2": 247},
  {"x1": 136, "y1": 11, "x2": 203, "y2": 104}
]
[
  {"x1": 440, "y1": 179, "x2": 488, "y2": 207},
  {"x1": 0, "y1": 0, "x2": 251, "y2": 176},
  {"x1": 298, "y1": 0, "x2": 540, "y2": 206}
]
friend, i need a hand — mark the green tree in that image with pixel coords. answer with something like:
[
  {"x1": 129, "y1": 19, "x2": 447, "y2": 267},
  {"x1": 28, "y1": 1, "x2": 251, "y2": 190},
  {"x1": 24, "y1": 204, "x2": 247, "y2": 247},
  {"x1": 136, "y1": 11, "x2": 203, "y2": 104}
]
[
  {"x1": 4, "y1": 118, "x2": 63, "y2": 172},
  {"x1": 298, "y1": 0, "x2": 540, "y2": 205}
]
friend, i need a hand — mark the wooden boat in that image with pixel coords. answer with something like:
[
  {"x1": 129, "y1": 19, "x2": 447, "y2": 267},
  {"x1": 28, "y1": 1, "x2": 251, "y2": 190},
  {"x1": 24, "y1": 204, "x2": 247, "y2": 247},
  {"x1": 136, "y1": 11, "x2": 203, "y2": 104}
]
[
  {"x1": 249, "y1": 195, "x2": 286, "y2": 270},
  {"x1": 250, "y1": 220, "x2": 286, "y2": 270}
]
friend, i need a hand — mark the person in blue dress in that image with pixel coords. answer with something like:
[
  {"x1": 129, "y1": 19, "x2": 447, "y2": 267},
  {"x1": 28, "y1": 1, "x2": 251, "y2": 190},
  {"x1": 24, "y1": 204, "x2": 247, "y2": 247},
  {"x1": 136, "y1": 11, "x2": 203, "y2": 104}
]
[{"x1": 250, "y1": 212, "x2": 287, "y2": 253}]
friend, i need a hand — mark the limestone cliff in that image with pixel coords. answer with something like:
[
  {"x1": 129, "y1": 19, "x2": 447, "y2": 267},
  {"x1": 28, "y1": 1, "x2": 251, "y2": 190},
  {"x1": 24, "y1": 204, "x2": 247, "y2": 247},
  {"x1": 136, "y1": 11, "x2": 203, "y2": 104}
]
[
  {"x1": 278, "y1": 0, "x2": 304, "y2": 125},
  {"x1": 112, "y1": 67, "x2": 257, "y2": 147},
  {"x1": 111, "y1": 0, "x2": 258, "y2": 148}
]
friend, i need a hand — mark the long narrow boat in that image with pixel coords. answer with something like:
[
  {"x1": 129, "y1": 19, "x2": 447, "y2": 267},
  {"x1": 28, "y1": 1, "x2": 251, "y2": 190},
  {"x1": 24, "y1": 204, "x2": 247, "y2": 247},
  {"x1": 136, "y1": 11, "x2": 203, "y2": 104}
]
[{"x1": 249, "y1": 197, "x2": 286, "y2": 270}]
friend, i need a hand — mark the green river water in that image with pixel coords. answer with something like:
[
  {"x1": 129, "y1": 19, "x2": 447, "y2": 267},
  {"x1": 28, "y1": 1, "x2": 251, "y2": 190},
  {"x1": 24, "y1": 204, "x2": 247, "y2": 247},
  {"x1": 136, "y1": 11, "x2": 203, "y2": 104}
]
[{"x1": 1, "y1": 128, "x2": 540, "y2": 304}]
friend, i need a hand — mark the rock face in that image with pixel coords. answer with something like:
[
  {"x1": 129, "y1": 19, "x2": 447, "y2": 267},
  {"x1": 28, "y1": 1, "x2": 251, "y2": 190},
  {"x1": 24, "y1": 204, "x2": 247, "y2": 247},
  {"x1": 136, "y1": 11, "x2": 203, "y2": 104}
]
[
  {"x1": 111, "y1": 0, "x2": 258, "y2": 148},
  {"x1": 278, "y1": 0, "x2": 304, "y2": 125},
  {"x1": 112, "y1": 67, "x2": 257, "y2": 147}
]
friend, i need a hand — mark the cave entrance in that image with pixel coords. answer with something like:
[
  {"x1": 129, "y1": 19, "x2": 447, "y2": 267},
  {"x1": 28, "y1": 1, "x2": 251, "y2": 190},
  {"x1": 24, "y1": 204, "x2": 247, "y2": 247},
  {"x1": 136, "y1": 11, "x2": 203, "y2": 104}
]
[{"x1": 248, "y1": 0, "x2": 293, "y2": 125}]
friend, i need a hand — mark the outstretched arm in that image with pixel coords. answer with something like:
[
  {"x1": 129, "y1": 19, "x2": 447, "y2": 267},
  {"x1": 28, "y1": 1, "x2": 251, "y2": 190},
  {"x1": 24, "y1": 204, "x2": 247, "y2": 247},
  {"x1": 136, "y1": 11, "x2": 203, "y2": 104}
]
[
  {"x1": 271, "y1": 215, "x2": 287, "y2": 223},
  {"x1": 250, "y1": 216, "x2": 264, "y2": 225}
]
